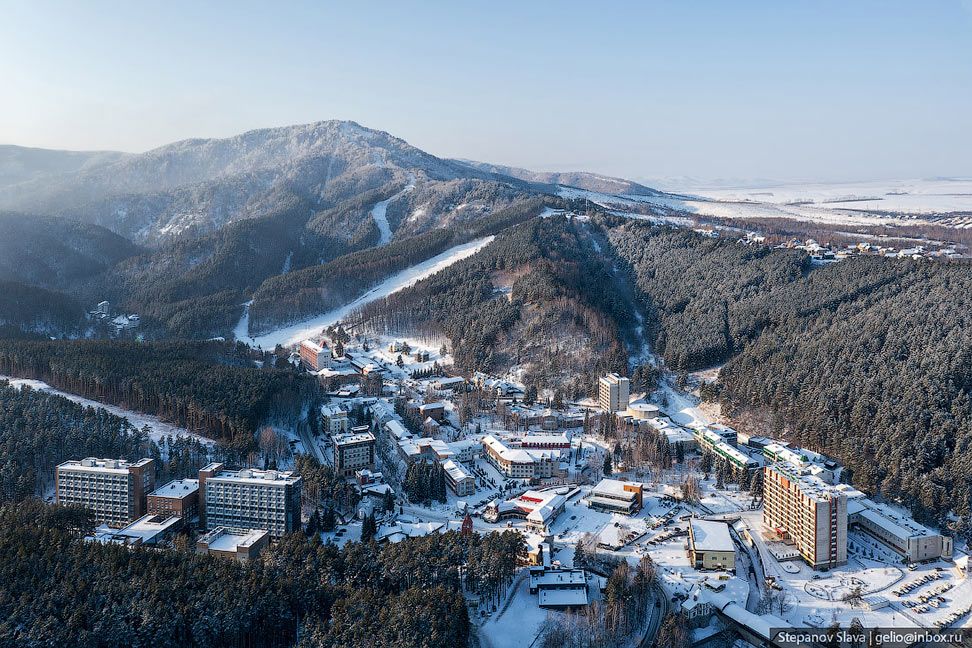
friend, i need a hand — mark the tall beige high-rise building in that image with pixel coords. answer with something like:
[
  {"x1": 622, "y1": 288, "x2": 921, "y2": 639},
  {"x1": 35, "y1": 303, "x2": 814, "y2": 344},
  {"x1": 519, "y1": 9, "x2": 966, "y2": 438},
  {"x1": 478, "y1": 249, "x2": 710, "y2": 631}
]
[
  {"x1": 598, "y1": 373, "x2": 630, "y2": 412},
  {"x1": 763, "y1": 463, "x2": 847, "y2": 570}
]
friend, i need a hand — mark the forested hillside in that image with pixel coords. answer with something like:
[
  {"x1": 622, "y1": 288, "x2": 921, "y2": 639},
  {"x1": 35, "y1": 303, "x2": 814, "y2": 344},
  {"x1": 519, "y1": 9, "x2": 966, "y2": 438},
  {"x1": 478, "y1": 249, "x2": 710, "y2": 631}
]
[
  {"x1": 609, "y1": 221, "x2": 972, "y2": 530},
  {"x1": 608, "y1": 221, "x2": 808, "y2": 370},
  {"x1": 0, "y1": 279, "x2": 85, "y2": 337},
  {"x1": 0, "y1": 382, "x2": 148, "y2": 500},
  {"x1": 0, "y1": 500, "x2": 500, "y2": 648},
  {"x1": 717, "y1": 258, "x2": 972, "y2": 531},
  {"x1": 0, "y1": 340, "x2": 313, "y2": 451},
  {"x1": 0, "y1": 212, "x2": 140, "y2": 293},
  {"x1": 352, "y1": 215, "x2": 631, "y2": 395},
  {"x1": 247, "y1": 197, "x2": 546, "y2": 335}
]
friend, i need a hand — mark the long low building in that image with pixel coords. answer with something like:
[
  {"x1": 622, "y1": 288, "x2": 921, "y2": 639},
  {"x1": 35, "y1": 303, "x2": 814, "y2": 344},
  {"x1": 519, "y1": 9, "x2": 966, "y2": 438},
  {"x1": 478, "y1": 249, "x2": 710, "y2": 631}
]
[
  {"x1": 529, "y1": 567, "x2": 589, "y2": 608},
  {"x1": 519, "y1": 433, "x2": 571, "y2": 450},
  {"x1": 196, "y1": 527, "x2": 269, "y2": 561},
  {"x1": 694, "y1": 428, "x2": 759, "y2": 471},
  {"x1": 87, "y1": 514, "x2": 183, "y2": 547},
  {"x1": 588, "y1": 478, "x2": 644, "y2": 515},
  {"x1": 848, "y1": 498, "x2": 953, "y2": 562}
]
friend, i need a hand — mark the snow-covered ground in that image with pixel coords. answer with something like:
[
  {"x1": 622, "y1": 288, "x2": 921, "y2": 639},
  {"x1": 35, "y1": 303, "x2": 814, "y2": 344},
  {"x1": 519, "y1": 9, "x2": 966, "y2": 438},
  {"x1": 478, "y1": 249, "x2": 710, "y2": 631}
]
[
  {"x1": 657, "y1": 380, "x2": 713, "y2": 430},
  {"x1": 558, "y1": 182, "x2": 966, "y2": 229},
  {"x1": 232, "y1": 299, "x2": 254, "y2": 343},
  {"x1": 372, "y1": 173, "x2": 416, "y2": 245},
  {"x1": 693, "y1": 178, "x2": 972, "y2": 215},
  {"x1": 737, "y1": 510, "x2": 972, "y2": 630},
  {"x1": 1, "y1": 375, "x2": 212, "y2": 445},
  {"x1": 240, "y1": 235, "x2": 494, "y2": 348}
]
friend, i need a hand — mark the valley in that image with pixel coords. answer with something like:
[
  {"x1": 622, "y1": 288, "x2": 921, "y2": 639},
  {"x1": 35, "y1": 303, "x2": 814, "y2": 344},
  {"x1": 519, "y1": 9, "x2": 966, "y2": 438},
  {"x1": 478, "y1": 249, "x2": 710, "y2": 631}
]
[{"x1": 2, "y1": 120, "x2": 971, "y2": 648}]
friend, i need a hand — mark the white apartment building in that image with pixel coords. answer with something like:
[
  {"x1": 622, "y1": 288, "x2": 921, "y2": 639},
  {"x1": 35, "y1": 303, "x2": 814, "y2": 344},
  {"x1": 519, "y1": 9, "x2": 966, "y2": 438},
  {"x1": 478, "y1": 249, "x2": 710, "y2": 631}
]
[
  {"x1": 199, "y1": 464, "x2": 301, "y2": 538},
  {"x1": 56, "y1": 457, "x2": 156, "y2": 528},
  {"x1": 598, "y1": 373, "x2": 630, "y2": 412},
  {"x1": 299, "y1": 339, "x2": 332, "y2": 372}
]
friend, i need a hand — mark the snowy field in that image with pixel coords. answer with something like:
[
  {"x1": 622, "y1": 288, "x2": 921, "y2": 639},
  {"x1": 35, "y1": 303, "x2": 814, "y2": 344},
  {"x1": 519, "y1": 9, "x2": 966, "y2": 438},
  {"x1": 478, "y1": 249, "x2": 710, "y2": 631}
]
[
  {"x1": 692, "y1": 178, "x2": 972, "y2": 215},
  {"x1": 238, "y1": 235, "x2": 494, "y2": 349},
  {"x1": 1, "y1": 375, "x2": 212, "y2": 445},
  {"x1": 558, "y1": 183, "x2": 966, "y2": 229}
]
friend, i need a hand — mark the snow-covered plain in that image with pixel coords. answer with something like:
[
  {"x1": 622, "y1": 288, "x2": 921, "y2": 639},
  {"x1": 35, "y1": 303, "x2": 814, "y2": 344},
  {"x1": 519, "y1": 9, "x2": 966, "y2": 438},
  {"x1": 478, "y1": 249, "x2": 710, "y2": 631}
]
[
  {"x1": 558, "y1": 181, "x2": 970, "y2": 229},
  {"x1": 693, "y1": 178, "x2": 972, "y2": 214},
  {"x1": 1, "y1": 375, "x2": 211, "y2": 445},
  {"x1": 244, "y1": 235, "x2": 494, "y2": 349}
]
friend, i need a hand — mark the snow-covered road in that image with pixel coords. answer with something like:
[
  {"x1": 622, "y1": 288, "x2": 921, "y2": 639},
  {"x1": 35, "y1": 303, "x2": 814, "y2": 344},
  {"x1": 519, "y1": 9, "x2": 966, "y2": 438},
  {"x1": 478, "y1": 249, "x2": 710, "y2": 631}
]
[
  {"x1": 372, "y1": 174, "x2": 416, "y2": 245},
  {"x1": 245, "y1": 235, "x2": 494, "y2": 349}
]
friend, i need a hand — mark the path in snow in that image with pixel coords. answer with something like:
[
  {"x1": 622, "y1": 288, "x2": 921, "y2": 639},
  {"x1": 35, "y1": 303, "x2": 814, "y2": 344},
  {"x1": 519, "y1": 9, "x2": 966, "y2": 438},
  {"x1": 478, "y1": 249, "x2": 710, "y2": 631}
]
[
  {"x1": 372, "y1": 174, "x2": 416, "y2": 245},
  {"x1": 2, "y1": 375, "x2": 212, "y2": 446},
  {"x1": 248, "y1": 235, "x2": 494, "y2": 349}
]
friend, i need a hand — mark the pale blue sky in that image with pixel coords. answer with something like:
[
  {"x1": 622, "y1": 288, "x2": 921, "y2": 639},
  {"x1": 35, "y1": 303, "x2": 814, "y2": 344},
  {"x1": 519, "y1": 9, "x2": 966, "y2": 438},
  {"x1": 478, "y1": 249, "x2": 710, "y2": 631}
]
[{"x1": 1, "y1": 1, "x2": 970, "y2": 184}]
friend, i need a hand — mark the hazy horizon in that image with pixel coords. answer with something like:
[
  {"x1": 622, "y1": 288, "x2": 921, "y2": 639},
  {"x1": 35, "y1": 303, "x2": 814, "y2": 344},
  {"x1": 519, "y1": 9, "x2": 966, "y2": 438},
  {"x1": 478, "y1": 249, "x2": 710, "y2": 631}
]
[{"x1": 2, "y1": 1, "x2": 970, "y2": 185}]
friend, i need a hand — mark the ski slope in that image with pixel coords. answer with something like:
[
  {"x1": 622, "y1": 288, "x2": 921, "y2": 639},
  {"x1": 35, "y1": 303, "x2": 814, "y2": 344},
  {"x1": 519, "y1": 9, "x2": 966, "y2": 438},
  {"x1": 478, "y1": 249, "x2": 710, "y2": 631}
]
[
  {"x1": 247, "y1": 235, "x2": 494, "y2": 349},
  {"x1": 372, "y1": 173, "x2": 416, "y2": 245}
]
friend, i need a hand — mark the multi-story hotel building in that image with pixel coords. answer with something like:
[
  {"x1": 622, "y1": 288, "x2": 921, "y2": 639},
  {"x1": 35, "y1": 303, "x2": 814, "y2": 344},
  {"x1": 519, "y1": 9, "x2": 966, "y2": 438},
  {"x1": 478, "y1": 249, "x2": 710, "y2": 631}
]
[
  {"x1": 299, "y1": 339, "x2": 332, "y2": 372},
  {"x1": 482, "y1": 435, "x2": 538, "y2": 479},
  {"x1": 198, "y1": 463, "x2": 301, "y2": 538},
  {"x1": 598, "y1": 373, "x2": 630, "y2": 412},
  {"x1": 332, "y1": 428, "x2": 376, "y2": 477},
  {"x1": 147, "y1": 479, "x2": 199, "y2": 520},
  {"x1": 763, "y1": 462, "x2": 847, "y2": 570},
  {"x1": 320, "y1": 404, "x2": 349, "y2": 435},
  {"x1": 56, "y1": 457, "x2": 156, "y2": 528}
]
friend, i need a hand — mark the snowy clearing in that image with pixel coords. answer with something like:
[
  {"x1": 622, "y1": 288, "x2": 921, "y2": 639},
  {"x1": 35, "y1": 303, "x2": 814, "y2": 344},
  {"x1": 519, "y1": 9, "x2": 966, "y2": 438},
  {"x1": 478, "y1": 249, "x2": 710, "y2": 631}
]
[{"x1": 246, "y1": 235, "x2": 494, "y2": 349}]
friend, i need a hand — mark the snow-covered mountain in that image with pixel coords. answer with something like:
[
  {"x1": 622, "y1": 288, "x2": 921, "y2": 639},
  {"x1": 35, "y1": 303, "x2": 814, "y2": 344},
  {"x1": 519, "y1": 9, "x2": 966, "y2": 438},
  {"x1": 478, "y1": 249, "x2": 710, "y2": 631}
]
[{"x1": 0, "y1": 121, "x2": 539, "y2": 245}]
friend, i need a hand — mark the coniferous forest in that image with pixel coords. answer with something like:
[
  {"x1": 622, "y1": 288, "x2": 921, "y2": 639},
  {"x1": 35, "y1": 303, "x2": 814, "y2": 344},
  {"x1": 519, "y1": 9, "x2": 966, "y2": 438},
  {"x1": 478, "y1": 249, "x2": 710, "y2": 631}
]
[
  {"x1": 351, "y1": 215, "x2": 631, "y2": 394},
  {"x1": 0, "y1": 340, "x2": 315, "y2": 450},
  {"x1": 0, "y1": 499, "x2": 509, "y2": 648},
  {"x1": 609, "y1": 221, "x2": 972, "y2": 533}
]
